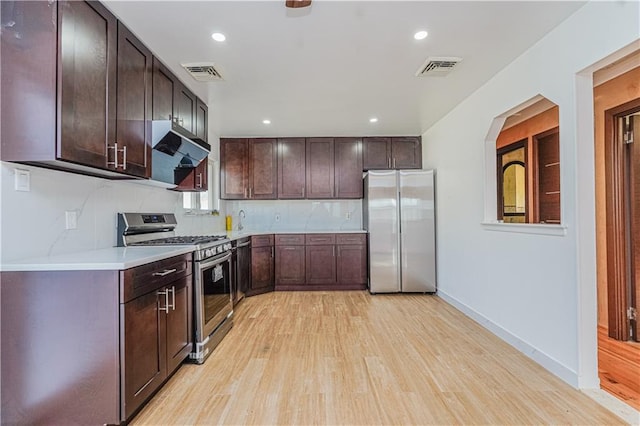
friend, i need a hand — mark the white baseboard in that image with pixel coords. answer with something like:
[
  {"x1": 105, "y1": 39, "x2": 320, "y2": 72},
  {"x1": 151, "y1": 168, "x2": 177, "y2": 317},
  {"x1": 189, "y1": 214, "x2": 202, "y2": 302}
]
[{"x1": 437, "y1": 290, "x2": 579, "y2": 388}]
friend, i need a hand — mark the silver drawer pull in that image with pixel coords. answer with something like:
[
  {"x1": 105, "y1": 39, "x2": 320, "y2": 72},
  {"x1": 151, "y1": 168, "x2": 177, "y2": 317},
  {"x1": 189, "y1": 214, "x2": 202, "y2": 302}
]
[
  {"x1": 152, "y1": 268, "x2": 177, "y2": 277},
  {"x1": 157, "y1": 289, "x2": 169, "y2": 313}
]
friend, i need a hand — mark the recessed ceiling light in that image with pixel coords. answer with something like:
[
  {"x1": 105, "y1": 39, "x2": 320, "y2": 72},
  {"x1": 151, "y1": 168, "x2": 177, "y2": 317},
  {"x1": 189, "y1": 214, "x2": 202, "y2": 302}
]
[
  {"x1": 211, "y1": 32, "x2": 226, "y2": 42},
  {"x1": 414, "y1": 30, "x2": 428, "y2": 40},
  {"x1": 369, "y1": 117, "x2": 378, "y2": 123},
  {"x1": 263, "y1": 119, "x2": 271, "y2": 125}
]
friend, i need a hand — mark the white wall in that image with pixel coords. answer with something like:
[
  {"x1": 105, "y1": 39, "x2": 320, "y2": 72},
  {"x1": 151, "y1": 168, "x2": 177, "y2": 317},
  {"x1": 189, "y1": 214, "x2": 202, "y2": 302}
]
[{"x1": 422, "y1": 1, "x2": 639, "y2": 388}]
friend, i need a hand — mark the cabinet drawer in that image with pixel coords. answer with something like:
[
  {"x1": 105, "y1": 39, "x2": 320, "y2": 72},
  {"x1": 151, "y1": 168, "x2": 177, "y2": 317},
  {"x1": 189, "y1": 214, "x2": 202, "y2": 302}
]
[
  {"x1": 336, "y1": 233, "x2": 366, "y2": 245},
  {"x1": 275, "y1": 234, "x2": 305, "y2": 245},
  {"x1": 120, "y1": 253, "x2": 192, "y2": 303},
  {"x1": 305, "y1": 234, "x2": 336, "y2": 245},
  {"x1": 251, "y1": 234, "x2": 274, "y2": 248}
]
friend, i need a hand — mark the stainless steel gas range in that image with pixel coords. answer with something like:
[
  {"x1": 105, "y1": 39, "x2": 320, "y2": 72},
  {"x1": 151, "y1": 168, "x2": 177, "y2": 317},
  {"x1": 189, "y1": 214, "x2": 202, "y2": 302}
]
[{"x1": 118, "y1": 213, "x2": 233, "y2": 364}]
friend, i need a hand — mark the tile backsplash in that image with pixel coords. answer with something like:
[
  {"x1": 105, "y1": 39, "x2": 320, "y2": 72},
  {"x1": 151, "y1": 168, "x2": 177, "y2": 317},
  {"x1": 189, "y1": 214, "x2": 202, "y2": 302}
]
[
  {"x1": 225, "y1": 199, "x2": 363, "y2": 232},
  {"x1": 0, "y1": 162, "x2": 224, "y2": 262}
]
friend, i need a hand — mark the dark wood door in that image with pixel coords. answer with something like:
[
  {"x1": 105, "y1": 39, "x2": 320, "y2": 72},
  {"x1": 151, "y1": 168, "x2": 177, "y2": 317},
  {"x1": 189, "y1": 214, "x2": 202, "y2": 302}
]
[
  {"x1": 335, "y1": 137, "x2": 363, "y2": 198},
  {"x1": 363, "y1": 137, "x2": 391, "y2": 170},
  {"x1": 249, "y1": 138, "x2": 278, "y2": 199},
  {"x1": 536, "y1": 129, "x2": 560, "y2": 224},
  {"x1": 236, "y1": 240, "x2": 251, "y2": 295},
  {"x1": 392, "y1": 136, "x2": 422, "y2": 169},
  {"x1": 58, "y1": 0, "x2": 117, "y2": 169},
  {"x1": 152, "y1": 58, "x2": 175, "y2": 121},
  {"x1": 195, "y1": 98, "x2": 208, "y2": 142},
  {"x1": 116, "y1": 22, "x2": 151, "y2": 178},
  {"x1": 337, "y1": 245, "x2": 367, "y2": 285},
  {"x1": 165, "y1": 277, "x2": 192, "y2": 375},
  {"x1": 275, "y1": 246, "x2": 306, "y2": 285},
  {"x1": 174, "y1": 82, "x2": 196, "y2": 135},
  {"x1": 278, "y1": 138, "x2": 306, "y2": 199},
  {"x1": 305, "y1": 245, "x2": 336, "y2": 284},
  {"x1": 122, "y1": 290, "x2": 166, "y2": 419},
  {"x1": 306, "y1": 138, "x2": 335, "y2": 198},
  {"x1": 251, "y1": 246, "x2": 274, "y2": 291},
  {"x1": 221, "y1": 138, "x2": 249, "y2": 199}
]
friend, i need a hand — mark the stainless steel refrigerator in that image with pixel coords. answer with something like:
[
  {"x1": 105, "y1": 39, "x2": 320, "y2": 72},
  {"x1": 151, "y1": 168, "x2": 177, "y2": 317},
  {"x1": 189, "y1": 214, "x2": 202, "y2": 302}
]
[{"x1": 363, "y1": 170, "x2": 436, "y2": 293}]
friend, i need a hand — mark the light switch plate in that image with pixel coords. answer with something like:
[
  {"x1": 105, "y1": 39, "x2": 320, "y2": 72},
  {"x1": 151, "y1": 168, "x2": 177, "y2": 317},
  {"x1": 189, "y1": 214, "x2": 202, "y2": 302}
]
[{"x1": 14, "y1": 169, "x2": 30, "y2": 192}]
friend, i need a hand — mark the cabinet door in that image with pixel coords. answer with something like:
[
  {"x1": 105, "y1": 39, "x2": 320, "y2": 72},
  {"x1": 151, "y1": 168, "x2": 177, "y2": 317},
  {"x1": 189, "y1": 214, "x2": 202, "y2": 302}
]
[
  {"x1": 335, "y1": 137, "x2": 363, "y2": 198},
  {"x1": 306, "y1": 138, "x2": 335, "y2": 198},
  {"x1": 363, "y1": 137, "x2": 391, "y2": 170},
  {"x1": 337, "y1": 244, "x2": 367, "y2": 285},
  {"x1": 392, "y1": 137, "x2": 422, "y2": 169},
  {"x1": 278, "y1": 138, "x2": 306, "y2": 199},
  {"x1": 249, "y1": 138, "x2": 278, "y2": 199},
  {"x1": 165, "y1": 277, "x2": 192, "y2": 375},
  {"x1": 175, "y1": 157, "x2": 208, "y2": 192},
  {"x1": 251, "y1": 246, "x2": 274, "y2": 291},
  {"x1": 174, "y1": 82, "x2": 196, "y2": 135},
  {"x1": 122, "y1": 290, "x2": 166, "y2": 419},
  {"x1": 221, "y1": 138, "x2": 249, "y2": 199},
  {"x1": 305, "y1": 245, "x2": 336, "y2": 284},
  {"x1": 152, "y1": 58, "x2": 175, "y2": 121},
  {"x1": 237, "y1": 243, "x2": 251, "y2": 295},
  {"x1": 116, "y1": 22, "x2": 151, "y2": 178},
  {"x1": 58, "y1": 0, "x2": 117, "y2": 169},
  {"x1": 275, "y1": 246, "x2": 306, "y2": 285},
  {"x1": 195, "y1": 98, "x2": 208, "y2": 142}
]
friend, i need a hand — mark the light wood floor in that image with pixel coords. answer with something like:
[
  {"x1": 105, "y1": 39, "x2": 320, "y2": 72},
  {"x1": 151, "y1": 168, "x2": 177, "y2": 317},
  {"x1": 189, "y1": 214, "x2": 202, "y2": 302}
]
[{"x1": 132, "y1": 291, "x2": 625, "y2": 425}]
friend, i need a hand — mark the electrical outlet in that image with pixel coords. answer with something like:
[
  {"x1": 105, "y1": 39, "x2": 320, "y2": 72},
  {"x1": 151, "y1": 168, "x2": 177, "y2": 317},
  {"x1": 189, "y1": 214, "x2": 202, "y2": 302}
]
[
  {"x1": 275, "y1": 214, "x2": 281, "y2": 222},
  {"x1": 14, "y1": 169, "x2": 30, "y2": 192},
  {"x1": 346, "y1": 211, "x2": 351, "y2": 220},
  {"x1": 65, "y1": 211, "x2": 78, "y2": 230}
]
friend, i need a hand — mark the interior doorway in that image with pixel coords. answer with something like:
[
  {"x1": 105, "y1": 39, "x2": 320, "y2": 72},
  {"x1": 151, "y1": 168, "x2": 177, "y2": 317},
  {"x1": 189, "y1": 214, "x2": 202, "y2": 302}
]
[{"x1": 594, "y1": 57, "x2": 640, "y2": 410}]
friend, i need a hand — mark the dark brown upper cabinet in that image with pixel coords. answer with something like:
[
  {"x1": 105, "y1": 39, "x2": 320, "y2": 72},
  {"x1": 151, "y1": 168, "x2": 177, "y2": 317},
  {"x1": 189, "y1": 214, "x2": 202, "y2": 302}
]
[
  {"x1": 115, "y1": 22, "x2": 152, "y2": 178},
  {"x1": 335, "y1": 137, "x2": 363, "y2": 198},
  {"x1": 174, "y1": 82, "x2": 196, "y2": 136},
  {"x1": 220, "y1": 138, "x2": 249, "y2": 199},
  {"x1": 195, "y1": 99, "x2": 208, "y2": 142},
  {"x1": 249, "y1": 138, "x2": 278, "y2": 199},
  {"x1": 363, "y1": 136, "x2": 422, "y2": 170},
  {"x1": 220, "y1": 138, "x2": 277, "y2": 199},
  {"x1": 152, "y1": 58, "x2": 176, "y2": 121},
  {"x1": 278, "y1": 138, "x2": 306, "y2": 199},
  {"x1": 1, "y1": 1, "x2": 154, "y2": 179},
  {"x1": 174, "y1": 157, "x2": 208, "y2": 192},
  {"x1": 306, "y1": 138, "x2": 335, "y2": 199}
]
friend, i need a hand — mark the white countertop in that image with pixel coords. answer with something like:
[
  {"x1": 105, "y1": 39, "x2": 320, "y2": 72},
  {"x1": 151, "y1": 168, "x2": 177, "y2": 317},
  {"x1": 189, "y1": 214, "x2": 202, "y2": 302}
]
[
  {"x1": 1, "y1": 246, "x2": 195, "y2": 272},
  {"x1": 226, "y1": 229, "x2": 367, "y2": 240}
]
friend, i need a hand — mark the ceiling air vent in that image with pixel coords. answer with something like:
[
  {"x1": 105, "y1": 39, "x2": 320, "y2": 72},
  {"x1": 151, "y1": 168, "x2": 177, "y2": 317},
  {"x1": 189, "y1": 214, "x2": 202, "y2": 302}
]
[
  {"x1": 415, "y1": 56, "x2": 462, "y2": 77},
  {"x1": 181, "y1": 62, "x2": 223, "y2": 82}
]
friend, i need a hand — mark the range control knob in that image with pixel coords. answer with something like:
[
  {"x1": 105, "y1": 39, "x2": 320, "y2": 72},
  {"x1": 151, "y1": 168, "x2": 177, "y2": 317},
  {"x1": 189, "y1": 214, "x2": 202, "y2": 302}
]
[
  {"x1": 205, "y1": 249, "x2": 213, "y2": 258},
  {"x1": 217, "y1": 245, "x2": 224, "y2": 254}
]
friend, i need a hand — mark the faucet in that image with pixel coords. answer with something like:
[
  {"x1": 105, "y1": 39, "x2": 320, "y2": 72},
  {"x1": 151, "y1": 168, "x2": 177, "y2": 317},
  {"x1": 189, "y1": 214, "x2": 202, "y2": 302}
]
[{"x1": 238, "y1": 209, "x2": 245, "y2": 231}]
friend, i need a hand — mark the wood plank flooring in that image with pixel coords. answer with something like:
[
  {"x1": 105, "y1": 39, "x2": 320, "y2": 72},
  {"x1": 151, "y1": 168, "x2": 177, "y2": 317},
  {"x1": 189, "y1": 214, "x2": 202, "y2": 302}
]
[{"x1": 132, "y1": 292, "x2": 625, "y2": 425}]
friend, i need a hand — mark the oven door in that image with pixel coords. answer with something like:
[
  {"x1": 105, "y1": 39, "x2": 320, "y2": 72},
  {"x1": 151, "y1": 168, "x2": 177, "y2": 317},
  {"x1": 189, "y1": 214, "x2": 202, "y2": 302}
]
[{"x1": 194, "y1": 251, "x2": 233, "y2": 343}]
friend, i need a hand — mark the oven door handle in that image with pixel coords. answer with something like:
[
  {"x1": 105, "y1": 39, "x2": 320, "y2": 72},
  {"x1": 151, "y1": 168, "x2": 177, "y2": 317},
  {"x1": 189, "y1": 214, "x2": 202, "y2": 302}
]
[
  {"x1": 236, "y1": 241, "x2": 250, "y2": 248},
  {"x1": 199, "y1": 251, "x2": 232, "y2": 268}
]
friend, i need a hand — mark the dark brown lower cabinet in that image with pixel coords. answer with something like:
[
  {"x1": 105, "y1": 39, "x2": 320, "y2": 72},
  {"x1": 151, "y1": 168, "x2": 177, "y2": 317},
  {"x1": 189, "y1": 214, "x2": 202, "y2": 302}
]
[
  {"x1": 121, "y1": 255, "x2": 192, "y2": 421},
  {"x1": 248, "y1": 235, "x2": 275, "y2": 296},
  {"x1": 337, "y1": 244, "x2": 367, "y2": 285},
  {"x1": 275, "y1": 234, "x2": 306, "y2": 289},
  {"x1": 306, "y1": 245, "x2": 337, "y2": 285}
]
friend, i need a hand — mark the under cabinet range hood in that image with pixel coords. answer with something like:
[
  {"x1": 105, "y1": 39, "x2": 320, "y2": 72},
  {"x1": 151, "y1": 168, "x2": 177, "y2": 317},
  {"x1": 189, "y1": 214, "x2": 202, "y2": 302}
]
[{"x1": 151, "y1": 120, "x2": 211, "y2": 186}]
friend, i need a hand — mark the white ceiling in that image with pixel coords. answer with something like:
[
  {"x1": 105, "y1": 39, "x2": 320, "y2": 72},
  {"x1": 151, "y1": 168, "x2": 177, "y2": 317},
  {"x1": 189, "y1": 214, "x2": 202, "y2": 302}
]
[{"x1": 103, "y1": 1, "x2": 585, "y2": 138}]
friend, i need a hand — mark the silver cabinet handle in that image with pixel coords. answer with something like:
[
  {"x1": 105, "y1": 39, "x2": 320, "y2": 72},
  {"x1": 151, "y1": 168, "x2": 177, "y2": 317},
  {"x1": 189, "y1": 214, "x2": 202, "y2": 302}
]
[
  {"x1": 271, "y1": 246, "x2": 274, "y2": 258},
  {"x1": 157, "y1": 289, "x2": 169, "y2": 313},
  {"x1": 393, "y1": 158, "x2": 396, "y2": 169},
  {"x1": 169, "y1": 286, "x2": 176, "y2": 311},
  {"x1": 249, "y1": 187, "x2": 252, "y2": 198},
  {"x1": 152, "y1": 268, "x2": 177, "y2": 277},
  {"x1": 244, "y1": 187, "x2": 247, "y2": 198},
  {"x1": 332, "y1": 246, "x2": 335, "y2": 257},
  {"x1": 121, "y1": 145, "x2": 127, "y2": 170},
  {"x1": 107, "y1": 143, "x2": 118, "y2": 168},
  {"x1": 387, "y1": 157, "x2": 391, "y2": 168}
]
